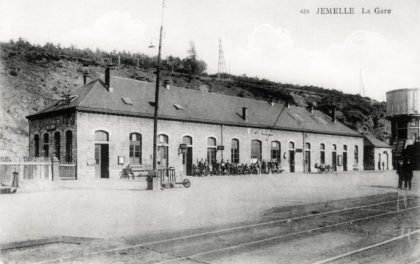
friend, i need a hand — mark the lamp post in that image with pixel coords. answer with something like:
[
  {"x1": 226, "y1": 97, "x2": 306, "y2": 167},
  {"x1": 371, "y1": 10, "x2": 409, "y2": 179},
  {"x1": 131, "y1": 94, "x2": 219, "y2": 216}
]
[{"x1": 152, "y1": 0, "x2": 165, "y2": 185}]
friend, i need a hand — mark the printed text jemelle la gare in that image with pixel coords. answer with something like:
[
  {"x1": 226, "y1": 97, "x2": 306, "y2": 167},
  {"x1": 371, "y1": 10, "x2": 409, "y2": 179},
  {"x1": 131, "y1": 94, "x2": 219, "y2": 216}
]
[{"x1": 300, "y1": 7, "x2": 392, "y2": 15}]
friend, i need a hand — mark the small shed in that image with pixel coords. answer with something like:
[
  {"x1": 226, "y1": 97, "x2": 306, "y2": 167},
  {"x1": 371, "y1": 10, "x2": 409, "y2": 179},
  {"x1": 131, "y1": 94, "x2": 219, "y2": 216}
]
[{"x1": 363, "y1": 134, "x2": 393, "y2": 171}]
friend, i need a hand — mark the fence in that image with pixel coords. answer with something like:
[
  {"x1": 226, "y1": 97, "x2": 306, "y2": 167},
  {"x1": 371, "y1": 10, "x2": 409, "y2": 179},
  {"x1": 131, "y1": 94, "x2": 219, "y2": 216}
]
[
  {"x1": 58, "y1": 162, "x2": 77, "y2": 180},
  {"x1": 0, "y1": 157, "x2": 51, "y2": 185},
  {"x1": 0, "y1": 157, "x2": 78, "y2": 185}
]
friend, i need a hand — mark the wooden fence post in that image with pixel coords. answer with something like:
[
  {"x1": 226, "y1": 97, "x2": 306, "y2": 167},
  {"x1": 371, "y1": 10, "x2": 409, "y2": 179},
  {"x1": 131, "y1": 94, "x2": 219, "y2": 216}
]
[
  {"x1": 19, "y1": 157, "x2": 24, "y2": 181},
  {"x1": 52, "y1": 157, "x2": 59, "y2": 181}
]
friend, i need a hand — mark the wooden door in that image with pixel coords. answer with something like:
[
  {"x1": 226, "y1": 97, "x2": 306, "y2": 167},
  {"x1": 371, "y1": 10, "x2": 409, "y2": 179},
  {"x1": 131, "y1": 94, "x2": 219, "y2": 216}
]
[
  {"x1": 186, "y1": 147, "x2": 193, "y2": 175},
  {"x1": 95, "y1": 144, "x2": 109, "y2": 178},
  {"x1": 95, "y1": 144, "x2": 101, "y2": 178},
  {"x1": 304, "y1": 151, "x2": 311, "y2": 172},
  {"x1": 343, "y1": 152, "x2": 348, "y2": 171},
  {"x1": 101, "y1": 145, "x2": 109, "y2": 178},
  {"x1": 332, "y1": 152, "x2": 337, "y2": 171},
  {"x1": 158, "y1": 146, "x2": 169, "y2": 169},
  {"x1": 289, "y1": 151, "x2": 295, "y2": 172}
]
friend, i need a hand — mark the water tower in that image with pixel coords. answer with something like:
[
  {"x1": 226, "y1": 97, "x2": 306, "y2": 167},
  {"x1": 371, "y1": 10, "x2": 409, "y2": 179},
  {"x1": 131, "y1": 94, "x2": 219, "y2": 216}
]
[{"x1": 386, "y1": 88, "x2": 420, "y2": 169}]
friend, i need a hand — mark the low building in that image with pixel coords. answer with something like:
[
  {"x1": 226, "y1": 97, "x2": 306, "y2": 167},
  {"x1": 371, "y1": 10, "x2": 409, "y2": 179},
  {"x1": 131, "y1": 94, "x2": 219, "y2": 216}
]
[
  {"x1": 26, "y1": 71, "x2": 364, "y2": 180},
  {"x1": 363, "y1": 134, "x2": 393, "y2": 170}
]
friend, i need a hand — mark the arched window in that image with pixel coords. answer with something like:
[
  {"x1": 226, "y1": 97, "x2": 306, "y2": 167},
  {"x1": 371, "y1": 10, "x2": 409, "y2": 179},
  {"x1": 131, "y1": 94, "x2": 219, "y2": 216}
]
[
  {"x1": 54, "y1": 132, "x2": 60, "y2": 160},
  {"x1": 183, "y1": 135, "x2": 192, "y2": 146},
  {"x1": 251, "y1": 140, "x2": 262, "y2": 161},
  {"x1": 354, "y1": 145, "x2": 359, "y2": 165},
  {"x1": 65, "y1": 131, "x2": 73, "y2": 162},
  {"x1": 271, "y1": 141, "x2": 281, "y2": 163},
  {"x1": 343, "y1": 145, "x2": 347, "y2": 151},
  {"x1": 289, "y1": 141, "x2": 295, "y2": 150},
  {"x1": 158, "y1": 134, "x2": 169, "y2": 145},
  {"x1": 129, "y1": 133, "x2": 142, "y2": 164},
  {"x1": 305, "y1": 143, "x2": 311, "y2": 149},
  {"x1": 332, "y1": 144, "x2": 337, "y2": 151},
  {"x1": 95, "y1": 130, "x2": 109, "y2": 142},
  {"x1": 231, "y1": 139, "x2": 240, "y2": 164},
  {"x1": 43, "y1": 133, "x2": 50, "y2": 158},
  {"x1": 320, "y1": 143, "x2": 325, "y2": 164},
  {"x1": 207, "y1": 137, "x2": 217, "y2": 164},
  {"x1": 34, "y1": 134, "x2": 40, "y2": 157},
  {"x1": 207, "y1": 137, "x2": 216, "y2": 147}
]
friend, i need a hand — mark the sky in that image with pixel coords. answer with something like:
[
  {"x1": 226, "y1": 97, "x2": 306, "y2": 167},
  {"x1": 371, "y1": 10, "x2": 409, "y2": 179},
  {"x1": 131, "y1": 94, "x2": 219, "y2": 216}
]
[{"x1": 1, "y1": 0, "x2": 419, "y2": 101}]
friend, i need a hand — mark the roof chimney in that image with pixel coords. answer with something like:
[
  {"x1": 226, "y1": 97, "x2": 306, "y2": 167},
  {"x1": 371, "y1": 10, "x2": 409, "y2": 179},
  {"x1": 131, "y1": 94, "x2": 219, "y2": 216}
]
[
  {"x1": 105, "y1": 67, "x2": 110, "y2": 87},
  {"x1": 104, "y1": 67, "x2": 113, "y2": 92},
  {"x1": 332, "y1": 106, "x2": 336, "y2": 123},
  {"x1": 286, "y1": 102, "x2": 290, "y2": 108},
  {"x1": 83, "y1": 72, "x2": 88, "y2": 85},
  {"x1": 242, "y1": 107, "x2": 248, "y2": 121}
]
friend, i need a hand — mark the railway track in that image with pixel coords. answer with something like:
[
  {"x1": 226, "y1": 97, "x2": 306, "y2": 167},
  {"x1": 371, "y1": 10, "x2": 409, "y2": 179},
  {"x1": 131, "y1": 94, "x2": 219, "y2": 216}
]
[
  {"x1": 312, "y1": 229, "x2": 420, "y2": 264},
  {"x1": 5, "y1": 193, "x2": 420, "y2": 264}
]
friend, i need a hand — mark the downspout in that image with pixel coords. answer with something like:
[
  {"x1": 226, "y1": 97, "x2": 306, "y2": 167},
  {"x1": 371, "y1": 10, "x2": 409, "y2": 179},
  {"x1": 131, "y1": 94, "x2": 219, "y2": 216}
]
[
  {"x1": 303, "y1": 131, "x2": 306, "y2": 172},
  {"x1": 220, "y1": 124, "x2": 224, "y2": 161}
]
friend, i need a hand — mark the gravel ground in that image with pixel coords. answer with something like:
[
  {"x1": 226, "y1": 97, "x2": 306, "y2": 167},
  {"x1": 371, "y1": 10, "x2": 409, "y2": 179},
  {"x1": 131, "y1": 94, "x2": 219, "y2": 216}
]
[{"x1": 0, "y1": 170, "x2": 410, "y2": 245}]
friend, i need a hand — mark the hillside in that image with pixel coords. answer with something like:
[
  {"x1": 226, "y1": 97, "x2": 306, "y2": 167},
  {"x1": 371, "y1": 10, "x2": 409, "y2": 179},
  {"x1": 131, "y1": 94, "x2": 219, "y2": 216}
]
[{"x1": 0, "y1": 39, "x2": 390, "y2": 156}]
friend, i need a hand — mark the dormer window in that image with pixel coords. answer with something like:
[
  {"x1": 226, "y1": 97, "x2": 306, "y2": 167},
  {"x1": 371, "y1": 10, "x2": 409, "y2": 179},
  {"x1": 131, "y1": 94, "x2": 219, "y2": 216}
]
[
  {"x1": 174, "y1": 104, "x2": 183, "y2": 110},
  {"x1": 122, "y1": 97, "x2": 133, "y2": 105},
  {"x1": 56, "y1": 95, "x2": 78, "y2": 106}
]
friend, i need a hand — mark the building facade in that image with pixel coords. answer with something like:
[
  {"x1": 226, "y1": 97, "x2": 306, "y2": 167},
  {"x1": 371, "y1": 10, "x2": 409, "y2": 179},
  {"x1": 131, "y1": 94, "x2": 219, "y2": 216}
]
[
  {"x1": 27, "y1": 73, "x2": 364, "y2": 180},
  {"x1": 363, "y1": 135, "x2": 393, "y2": 171}
]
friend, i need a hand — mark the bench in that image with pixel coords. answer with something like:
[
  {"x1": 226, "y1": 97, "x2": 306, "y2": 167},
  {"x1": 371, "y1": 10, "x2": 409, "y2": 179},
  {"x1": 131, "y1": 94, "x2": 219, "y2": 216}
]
[
  {"x1": 271, "y1": 166, "x2": 285, "y2": 174},
  {"x1": 121, "y1": 164, "x2": 149, "y2": 179}
]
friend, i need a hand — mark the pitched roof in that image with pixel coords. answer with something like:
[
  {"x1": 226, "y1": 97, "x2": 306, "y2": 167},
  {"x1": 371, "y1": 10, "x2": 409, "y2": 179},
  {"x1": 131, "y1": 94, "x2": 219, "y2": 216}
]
[
  {"x1": 363, "y1": 134, "x2": 391, "y2": 148},
  {"x1": 27, "y1": 76, "x2": 362, "y2": 137}
]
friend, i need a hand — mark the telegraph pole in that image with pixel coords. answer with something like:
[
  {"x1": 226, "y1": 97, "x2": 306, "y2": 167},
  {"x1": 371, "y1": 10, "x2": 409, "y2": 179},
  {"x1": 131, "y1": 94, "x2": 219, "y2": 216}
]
[
  {"x1": 217, "y1": 39, "x2": 226, "y2": 78},
  {"x1": 152, "y1": 0, "x2": 165, "y2": 174}
]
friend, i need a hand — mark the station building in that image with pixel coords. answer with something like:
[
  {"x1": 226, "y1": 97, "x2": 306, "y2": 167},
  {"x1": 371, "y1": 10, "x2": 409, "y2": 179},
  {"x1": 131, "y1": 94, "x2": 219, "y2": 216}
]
[{"x1": 27, "y1": 72, "x2": 364, "y2": 180}]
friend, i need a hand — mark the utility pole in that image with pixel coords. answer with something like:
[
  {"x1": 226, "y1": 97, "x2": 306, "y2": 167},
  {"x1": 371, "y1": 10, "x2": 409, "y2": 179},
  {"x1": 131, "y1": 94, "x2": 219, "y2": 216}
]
[
  {"x1": 217, "y1": 38, "x2": 226, "y2": 78},
  {"x1": 359, "y1": 69, "x2": 365, "y2": 97},
  {"x1": 152, "y1": 0, "x2": 165, "y2": 174}
]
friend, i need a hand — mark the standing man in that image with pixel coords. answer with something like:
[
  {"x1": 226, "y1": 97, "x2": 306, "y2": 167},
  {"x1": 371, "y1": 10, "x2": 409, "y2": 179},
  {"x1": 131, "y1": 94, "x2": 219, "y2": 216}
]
[
  {"x1": 404, "y1": 158, "x2": 414, "y2": 190},
  {"x1": 396, "y1": 159, "x2": 404, "y2": 189}
]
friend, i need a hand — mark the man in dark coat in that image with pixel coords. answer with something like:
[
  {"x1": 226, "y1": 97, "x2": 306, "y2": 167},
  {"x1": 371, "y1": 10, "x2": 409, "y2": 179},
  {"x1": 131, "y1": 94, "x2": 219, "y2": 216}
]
[
  {"x1": 396, "y1": 159, "x2": 404, "y2": 189},
  {"x1": 403, "y1": 158, "x2": 414, "y2": 190}
]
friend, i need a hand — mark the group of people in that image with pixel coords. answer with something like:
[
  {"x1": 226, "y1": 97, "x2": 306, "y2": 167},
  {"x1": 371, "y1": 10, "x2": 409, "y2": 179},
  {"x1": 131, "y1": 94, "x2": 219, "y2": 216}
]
[
  {"x1": 396, "y1": 158, "x2": 414, "y2": 190},
  {"x1": 193, "y1": 159, "x2": 283, "y2": 176}
]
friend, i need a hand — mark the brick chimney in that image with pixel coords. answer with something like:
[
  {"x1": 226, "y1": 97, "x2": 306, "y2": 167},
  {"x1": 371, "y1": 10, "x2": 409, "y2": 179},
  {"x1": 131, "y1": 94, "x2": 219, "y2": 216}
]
[
  {"x1": 242, "y1": 107, "x2": 248, "y2": 121},
  {"x1": 332, "y1": 106, "x2": 336, "y2": 123},
  {"x1": 105, "y1": 67, "x2": 111, "y2": 88},
  {"x1": 83, "y1": 72, "x2": 88, "y2": 85}
]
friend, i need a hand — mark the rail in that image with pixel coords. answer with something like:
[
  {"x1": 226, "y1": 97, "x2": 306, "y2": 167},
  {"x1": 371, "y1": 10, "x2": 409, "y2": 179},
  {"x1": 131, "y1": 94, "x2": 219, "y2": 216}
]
[{"x1": 31, "y1": 195, "x2": 420, "y2": 264}]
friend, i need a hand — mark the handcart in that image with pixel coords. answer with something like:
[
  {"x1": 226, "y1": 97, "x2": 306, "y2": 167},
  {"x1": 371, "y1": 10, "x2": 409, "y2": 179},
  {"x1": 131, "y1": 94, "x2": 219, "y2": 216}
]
[{"x1": 160, "y1": 167, "x2": 191, "y2": 188}]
